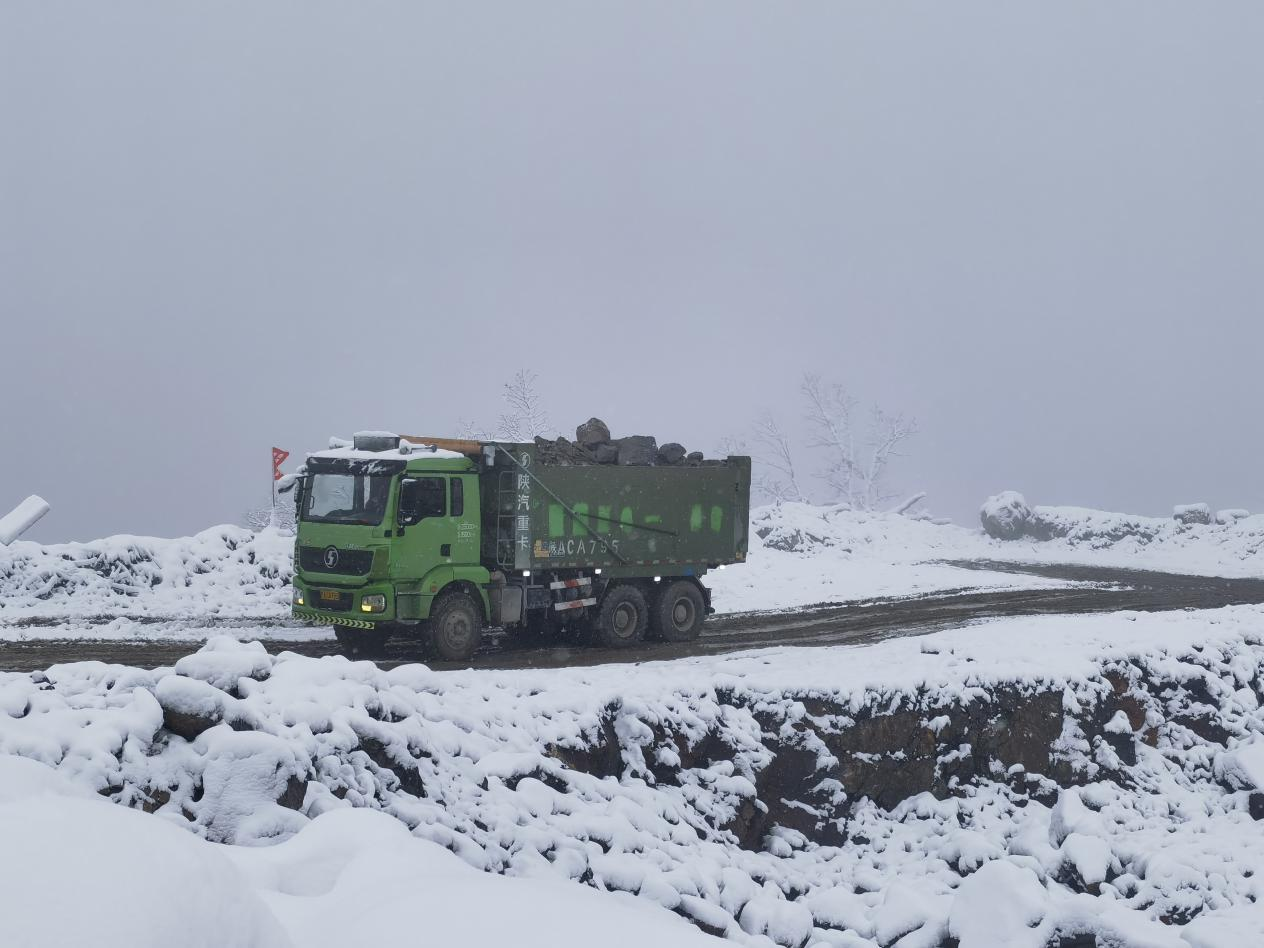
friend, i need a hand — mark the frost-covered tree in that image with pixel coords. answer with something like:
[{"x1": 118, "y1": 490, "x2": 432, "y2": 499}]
[
  {"x1": 749, "y1": 415, "x2": 806, "y2": 503},
  {"x1": 497, "y1": 369, "x2": 552, "y2": 441},
  {"x1": 801, "y1": 374, "x2": 917, "y2": 511},
  {"x1": 244, "y1": 496, "x2": 297, "y2": 534},
  {"x1": 458, "y1": 370, "x2": 555, "y2": 442},
  {"x1": 719, "y1": 434, "x2": 793, "y2": 502}
]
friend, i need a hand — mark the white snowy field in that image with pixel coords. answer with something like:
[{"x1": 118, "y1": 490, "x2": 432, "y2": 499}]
[
  {"x1": 7, "y1": 499, "x2": 1264, "y2": 640},
  {"x1": 0, "y1": 758, "x2": 716, "y2": 948},
  {"x1": 4, "y1": 607, "x2": 1264, "y2": 946},
  {"x1": 719, "y1": 502, "x2": 1264, "y2": 612}
]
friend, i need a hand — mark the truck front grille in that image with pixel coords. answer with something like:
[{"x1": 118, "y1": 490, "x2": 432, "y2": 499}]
[{"x1": 298, "y1": 547, "x2": 375, "y2": 576}]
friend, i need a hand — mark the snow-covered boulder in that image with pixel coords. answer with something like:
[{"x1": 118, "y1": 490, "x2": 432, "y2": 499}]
[
  {"x1": 737, "y1": 894, "x2": 813, "y2": 947},
  {"x1": 155, "y1": 675, "x2": 231, "y2": 740},
  {"x1": 1218, "y1": 508, "x2": 1250, "y2": 526},
  {"x1": 948, "y1": 861, "x2": 1047, "y2": 948},
  {"x1": 980, "y1": 491, "x2": 1033, "y2": 540},
  {"x1": 1213, "y1": 740, "x2": 1264, "y2": 792}
]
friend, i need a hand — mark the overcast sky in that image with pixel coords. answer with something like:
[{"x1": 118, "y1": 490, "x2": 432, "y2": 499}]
[{"x1": 3, "y1": 2, "x2": 1261, "y2": 542}]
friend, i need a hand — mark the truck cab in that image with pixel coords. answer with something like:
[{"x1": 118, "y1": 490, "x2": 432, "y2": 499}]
[{"x1": 291, "y1": 440, "x2": 492, "y2": 659}]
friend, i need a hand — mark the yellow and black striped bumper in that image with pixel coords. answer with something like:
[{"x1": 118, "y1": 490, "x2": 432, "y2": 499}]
[{"x1": 292, "y1": 609, "x2": 380, "y2": 630}]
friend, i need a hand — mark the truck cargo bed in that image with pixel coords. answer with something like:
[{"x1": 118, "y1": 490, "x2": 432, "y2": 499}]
[{"x1": 478, "y1": 443, "x2": 750, "y2": 576}]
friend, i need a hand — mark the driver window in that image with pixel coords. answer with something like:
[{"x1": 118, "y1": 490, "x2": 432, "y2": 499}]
[{"x1": 398, "y1": 477, "x2": 446, "y2": 526}]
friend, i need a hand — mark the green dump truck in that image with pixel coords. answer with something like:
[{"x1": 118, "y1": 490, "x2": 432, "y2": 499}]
[{"x1": 290, "y1": 432, "x2": 751, "y2": 660}]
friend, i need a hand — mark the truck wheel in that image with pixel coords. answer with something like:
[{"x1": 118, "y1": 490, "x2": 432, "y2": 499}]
[
  {"x1": 594, "y1": 585, "x2": 648, "y2": 648},
  {"x1": 652, "y1": 581, "x2": 706, "y2": 642},
  {"x1": 429, "y1": 591, "x2": 484, "y2": 662},
  {"x1": 334, "y1": 625, "x2": 390, "y2": 658}
]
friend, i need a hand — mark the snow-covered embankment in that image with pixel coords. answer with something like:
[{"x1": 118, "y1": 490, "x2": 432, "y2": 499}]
[{"x1": 6, "y1": 608, "x2": 1264, "y2": 945}]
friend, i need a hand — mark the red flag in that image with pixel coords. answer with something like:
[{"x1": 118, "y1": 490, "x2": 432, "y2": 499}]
[{"x1": 272, "y1": 447, "x2": 290, "y2": 481}]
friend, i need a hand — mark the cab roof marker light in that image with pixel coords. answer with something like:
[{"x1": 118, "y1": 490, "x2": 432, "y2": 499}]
[
  {"x1": 523, "y1": 570, "x2": 531, "y2": 577},
  {"x1": 594, "y1": 568, "x2": 602, "y2": 575},
  {"x1": 654, "y1": 576, "x2": 661, "y2": 582}
]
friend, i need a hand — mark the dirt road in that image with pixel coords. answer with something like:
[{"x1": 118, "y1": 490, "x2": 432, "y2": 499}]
[{"x1": 2, "y1": 561, "x2": 1262, "y2": 674}]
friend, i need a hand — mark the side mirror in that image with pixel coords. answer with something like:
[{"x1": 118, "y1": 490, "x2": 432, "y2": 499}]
[{"x1": 290, "y1": 476, "x2": 307, "y2": 516}]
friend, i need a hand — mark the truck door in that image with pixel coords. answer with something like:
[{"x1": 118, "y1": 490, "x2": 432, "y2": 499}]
[
  {"x1": 448, "y1": 474, "x2": 480, "y2": 564},
  {"x1": 395, "y1": 476, "x2": 456, "y2": 581}
]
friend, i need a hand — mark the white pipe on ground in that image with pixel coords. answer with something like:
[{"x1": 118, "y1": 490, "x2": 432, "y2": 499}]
[{"x1": 0, "y1": 496, "x2": 51, "y2": 546}]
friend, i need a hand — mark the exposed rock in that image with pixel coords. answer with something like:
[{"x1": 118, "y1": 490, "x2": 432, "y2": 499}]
[
  {"x1": 1174, "y1": 503, "x2": 1212, "y2": 526},
  {"x1": 533, "y1": 436, "x2": 596, "y2": 466},
  {"x1": 687, "y1": 451, "x2": 705, "y2": 463},
  {"x1": 658, "y1": 442, "x2": 687, "y2": 465},
  {"x1": 617, "y1": 435, "x2": 659, "y2": 466},
  {"x1": 575, "y1": 417, "x2": 611, "y2": 447},
  {"x1": 155, "y1": 676, "x2": 228, "y2": 741},
  {"x1": 277, "y1": 775, "x2": 308, "y2": 811},
  {"x1": 594, "y1": 443, "x2": 620, "y2": 465},
  {"x1": 162, "y1": 707, "x2": 222, "y2": 741}
]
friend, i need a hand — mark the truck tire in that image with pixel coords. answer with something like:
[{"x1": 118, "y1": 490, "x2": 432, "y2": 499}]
[
  {"x1": 334, "y1": 624, "x2": 390, "y2": 658},
  {"x1": 429, "y1": 591, "x2": 484, "y2": 662},
  {"x1": 651, "y1": 581, "x2": 706, "y2": 642},
  {"x1": 594, "y1": 585, "x2": 648, "y2": 648}
]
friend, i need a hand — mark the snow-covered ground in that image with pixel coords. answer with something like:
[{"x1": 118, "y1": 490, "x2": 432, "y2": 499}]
[
  {"x1": 5, "y1": 607, "x2": 1264, "y2": 946},
  {"x1": 12, "y1": 498, "x2": 1264, "y2": 641},
  {"x1": 982, "y1": 501, "x2": 1264, "y2": 578},
  {"x1": 0, "y1": 757, "x2": 715, "y2": 948}
]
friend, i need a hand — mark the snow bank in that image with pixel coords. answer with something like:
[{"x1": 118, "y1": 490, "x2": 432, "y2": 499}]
[
  {"x1": 978, "y1": 494, "x2": 1264, "y2": 576},
  {"x1": 0, "y1": 757, "x2": 713, "y2": 948},
  {"x1": 1013, "y1": 505, "x2": 1264, "y2": 576},
  {"x1": 0, "y1": 757, "x2": 289, "y2": 948},
  {"x1": 0, "y1": 525, "x2": 294, "y2": 621},
  {"x1": 717, "y1": 499, "x2": 1264, "y2": 613},
  {"x1": 6, "y1": 608, "x2": 1264, "y2": 945}
]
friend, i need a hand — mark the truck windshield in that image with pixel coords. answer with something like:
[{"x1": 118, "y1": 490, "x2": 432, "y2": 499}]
[{"x1": 301, "y1": 474, "x2": 391, "y2": 526}]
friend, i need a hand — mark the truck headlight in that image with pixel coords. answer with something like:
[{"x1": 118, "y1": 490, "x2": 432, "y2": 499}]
[
  {"x1": 360, "y1": 594, "x2": 386, "y2": 614},
  {"x1": 292, "y1": 587, "x2": 305, "y2": 606}
]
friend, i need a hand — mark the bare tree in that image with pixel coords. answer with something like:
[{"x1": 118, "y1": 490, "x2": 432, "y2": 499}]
[
  {"x1": 456, "y1": 419, "x2": 492, "y2": 441},
  {"x1": 860, "y1": 405, "x2": 918, "y2": 510},
  {"x1": 801, "y1": 374, "x2": 917, "y2": 510},
  {"x1": 802, "y1": 375, "x2": 860, "y2": 506},
  {"x1": 750, "y1": 414, "x2": 806, "y2": 502},
  {"x1": 496, "y1": 369, "x2": 552, "y2": 441}
]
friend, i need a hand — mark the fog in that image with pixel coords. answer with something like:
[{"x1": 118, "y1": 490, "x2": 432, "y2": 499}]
[{"x1": 3, "y1": 2, "x2": 1261, "y2": 542}]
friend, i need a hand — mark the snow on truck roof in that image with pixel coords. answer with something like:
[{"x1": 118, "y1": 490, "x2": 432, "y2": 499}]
[{"x1": 306, "y1": 432, "x2": 466, "y2": 464}]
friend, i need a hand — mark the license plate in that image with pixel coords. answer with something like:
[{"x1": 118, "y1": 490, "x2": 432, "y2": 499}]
[{"x1": 319, "y1": 589, "x2": 341, "y2": 602}]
